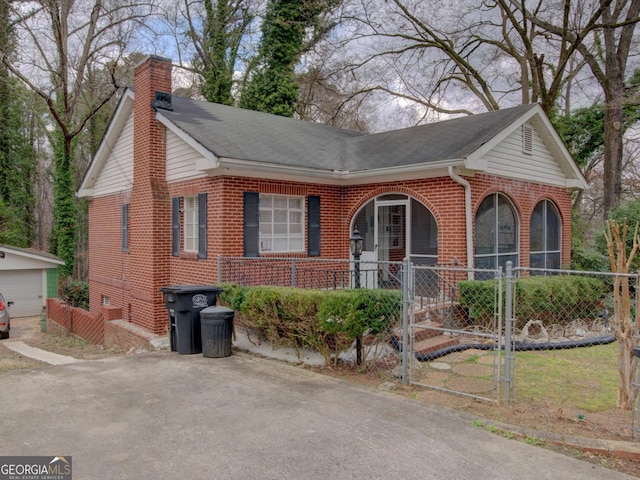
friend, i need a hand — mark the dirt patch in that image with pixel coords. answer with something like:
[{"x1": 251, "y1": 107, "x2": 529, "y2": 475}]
[
  {"x1": 0, "y1": 346, "x2": 44, "y2": 371},
  {"x1": 0, "y1": 317, "x2": 128, "y2": 370},
  {"x1": 27, "y1": 330, "x2": 127, "y2": 360}
]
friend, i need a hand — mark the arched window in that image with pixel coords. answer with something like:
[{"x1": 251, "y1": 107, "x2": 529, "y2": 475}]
[
  {"x1": 530, "y1": 199, "x2": 561, "y2": 270},
  {"x1": 475, "y1": 193, "x2": 519, "y2": 271},
  {"x1": 351, "y1": 195, "x2": 437, "y2": 263}
]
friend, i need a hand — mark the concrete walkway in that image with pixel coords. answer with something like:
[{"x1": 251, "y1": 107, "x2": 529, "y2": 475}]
[
  {"x1": 3, "y1": 340, "x2": 78, "y2": 365},
  {"x1": 1, "y1": 350, "x2": 634, "y2": 479}
]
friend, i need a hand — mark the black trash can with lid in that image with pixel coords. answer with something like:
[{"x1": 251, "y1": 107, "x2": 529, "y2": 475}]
[
  {"x1": 200, "y1": 306, "x2": 234, "y2": 358},
  {"x1": 160, "y1": 285, "x2": 222, "y2": 354}
]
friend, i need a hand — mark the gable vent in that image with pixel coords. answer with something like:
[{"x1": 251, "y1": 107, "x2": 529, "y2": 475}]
[{"x1": 522, "y1": 125, "x2": 533, "y2": 154}]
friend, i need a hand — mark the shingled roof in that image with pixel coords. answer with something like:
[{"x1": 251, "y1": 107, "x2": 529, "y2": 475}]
[
  {"x1": 159, "y1": 96, "x2": 364, "y2": 171},
  {"x1": 157, "y1": 96, "x2": 539, "y2": 173}
]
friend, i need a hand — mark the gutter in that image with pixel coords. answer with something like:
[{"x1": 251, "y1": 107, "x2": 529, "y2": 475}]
[{"x1": 448, "y1": 166, "x2": 474, "y2": 280}]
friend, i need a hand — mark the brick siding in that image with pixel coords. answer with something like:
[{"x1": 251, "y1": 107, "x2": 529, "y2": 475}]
[
  {"x1": 85, "y1": 56, "x2": 576, "y2": 340},
  {"x1": 46, "y1": 298, "x2": 104, "y2": 345}
]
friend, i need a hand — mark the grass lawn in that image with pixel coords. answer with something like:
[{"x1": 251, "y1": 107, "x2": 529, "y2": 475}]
[{"x1": 514, "y1": 342, "x2": 619, "y2": 411}]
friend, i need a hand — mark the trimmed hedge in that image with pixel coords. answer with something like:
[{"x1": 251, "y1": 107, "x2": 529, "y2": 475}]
[
  {"x1": 219, "y1": 284, "x2": 402, "y2": 366},
  {"x1": 458, "y1": 275, "x2": 606, "y2": 330},
  {"x1": 59, "y1": 279, "x2": 89, "y2": 310}
]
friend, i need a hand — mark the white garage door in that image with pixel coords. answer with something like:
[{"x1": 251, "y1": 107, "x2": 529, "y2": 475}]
[{"x1": 0, "y1": 270, "x2": 43, "y2": 317}]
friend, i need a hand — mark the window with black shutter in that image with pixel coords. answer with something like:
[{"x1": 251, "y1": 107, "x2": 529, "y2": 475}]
[
  {"x1": 121, "y1": 203, "x2": 129, "y2": 252},
  {"x1": 198, "y1": 193, "x2": 208, "y2": 259},
  {"x1": 172, "y1": 197, "x2": 180, "y2": 257},
  {"x1": 307, "y1": 196, "x2": 320, "y2": 256},
  {"x1": 244, "y1": 192, "x2": 260, "y2": 257}
]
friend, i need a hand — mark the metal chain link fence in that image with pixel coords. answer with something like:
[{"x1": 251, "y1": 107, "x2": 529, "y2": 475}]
[
  {"x1": 217, "y1": 256, "x2": 404, "y2": 368},
  {"x1": 219, "y1": 256, "x2": 639, "y2": 427},
  {"x1": 408, "y1": 265, "x2": 506, "y2": 404}
]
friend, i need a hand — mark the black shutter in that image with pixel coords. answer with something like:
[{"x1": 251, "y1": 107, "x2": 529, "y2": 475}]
[
  {"x1": 198, "y1": 193, "x2": 208, "y2": 259},
  {"x1": 121, "y1": 204, "x2": 129, "y2": 252},
  {"x1": 244, "y1": 192, "x2": 259, "y2": 257},
  {"x1": 172, "y1": 197, "x2": 180, "y2": 257},
  {"x1": 307, "y1": 196, "x2": 320, "y2": 257}
]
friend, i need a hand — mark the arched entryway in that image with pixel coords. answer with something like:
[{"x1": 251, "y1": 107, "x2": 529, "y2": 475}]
[{"x1": 351, "y1": 194, "x2": 437, "y2": 287}]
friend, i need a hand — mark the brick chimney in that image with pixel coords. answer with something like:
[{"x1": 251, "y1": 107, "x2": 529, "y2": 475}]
[{"x1": 129, "y1": 56, "x2": 172, "y2": 334}]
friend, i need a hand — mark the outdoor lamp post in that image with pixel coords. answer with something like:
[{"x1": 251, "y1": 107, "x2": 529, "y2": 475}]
[
  {"x1": 350, "y1": 227, "x2": 364, "y2": 288},
  {"x1": 350, "y1": 227, "x2": 364, "y2": 364}
]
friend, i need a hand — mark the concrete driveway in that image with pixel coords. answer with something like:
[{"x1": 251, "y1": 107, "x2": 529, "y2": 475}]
[{"x1": 1, "y1": 350, "x2": 633, "y2": 480}]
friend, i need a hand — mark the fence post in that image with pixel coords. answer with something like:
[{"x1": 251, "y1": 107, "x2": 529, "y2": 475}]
[
  {"x1": 402, "y1": 257, "x2": 410, "y2": 386},
  {"x1": 217, "y1": 255, "x2": 222, "y2": 283},
  {"x1": 503, "y1": 261, "x2": 513, "y2": 405}
]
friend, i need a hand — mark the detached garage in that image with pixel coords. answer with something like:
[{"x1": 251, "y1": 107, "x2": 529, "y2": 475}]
[{"x1": 0, "y1": 244, "x2": 64, "y2": 317}]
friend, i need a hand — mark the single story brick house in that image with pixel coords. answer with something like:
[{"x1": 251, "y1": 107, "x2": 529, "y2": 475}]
[{"x1": 78, "y1": 55, "x2": 586, "y2": 337}]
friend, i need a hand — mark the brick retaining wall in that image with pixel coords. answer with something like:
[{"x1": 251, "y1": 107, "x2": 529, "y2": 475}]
[{"x1": 46, "y1": 297, "x2": 166, "y2": 350}]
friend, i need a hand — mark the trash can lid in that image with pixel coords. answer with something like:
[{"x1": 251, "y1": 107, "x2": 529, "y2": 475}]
[
  {"x1": 160, "y1": 285, "x2": 222, "y2": 294},
  {"x1": 201, "y1": 305, "x2": 234, "y2": 314}
]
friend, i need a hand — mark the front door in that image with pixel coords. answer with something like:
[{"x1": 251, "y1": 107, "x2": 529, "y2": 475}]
[
  {"x1": 376, "y1": 200, "x2": 407, "y2": 287},
  {"x1": 354, "y1": 196, "x2": 409, "y2": 288}
]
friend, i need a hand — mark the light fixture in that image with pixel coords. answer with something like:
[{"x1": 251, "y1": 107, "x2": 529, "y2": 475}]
[{"x1": 349, "y1": 227, "x2": 363, "y2": 257}]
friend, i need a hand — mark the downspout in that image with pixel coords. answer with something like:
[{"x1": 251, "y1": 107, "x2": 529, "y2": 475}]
[{"x1": 448, "y1": 166, "x2": 473, "y2": 280}]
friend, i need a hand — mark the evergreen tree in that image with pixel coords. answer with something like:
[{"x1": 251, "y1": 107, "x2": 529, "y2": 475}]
[
  {"x1": 240, "y1": 0, "x2": 338, "y2": 116},
  {"x1": 200, "y1": 0, "x2": 253, "y2": 105},
  {"x1": 0, "y1": 0, "x2": 36, "y2": 248}
]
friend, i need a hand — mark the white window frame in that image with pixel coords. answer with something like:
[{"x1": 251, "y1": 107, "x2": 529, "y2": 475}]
[
  {"x1": 474, "y1": 193, "x2": 519, "y2": 270},
  {"x1": 259, "y1": 194, "x2": 305, "y2": 253},
  {"x1": 184, "y1": 195, "x2": 199, "y2": 252},
  {"x1": 530, "y1": 199, "x2": 562, "y2": 269}
]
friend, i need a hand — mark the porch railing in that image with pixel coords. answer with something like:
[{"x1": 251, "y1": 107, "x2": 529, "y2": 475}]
[{"x1": 217, "y1": 256, "x2": 409, "y2": 290}]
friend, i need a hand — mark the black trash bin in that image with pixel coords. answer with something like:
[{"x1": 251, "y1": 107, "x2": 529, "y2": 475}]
[
  {"x1": 160, "y1": 285, "x2": 222, "y2": 354},
  {"x1": 200, "y1": 306, "x2": 234, "y2": 358}
]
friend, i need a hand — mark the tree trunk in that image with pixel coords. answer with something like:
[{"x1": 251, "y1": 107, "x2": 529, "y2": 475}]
[
  {"x1": 602, "y1": 84, "x2": 625, "y2": 219},
  {"x1": 617, "y1": 332, "x2": 635, "y2": 409},
  {"x1": 53, "y1": 130, "x2": 76, "y2": 278},
  {"x1": 605, "y1": 219, "x2": 639, "y2": 410}
]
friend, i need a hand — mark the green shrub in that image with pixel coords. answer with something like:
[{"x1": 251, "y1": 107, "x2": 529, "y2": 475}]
[
  {"x1": 458, "y1": 275, "x2": 606, "y2": 330},
  {"x1": 219, "y1": 284, "x2": 402, "y2": 366},
  {"x1": 218, "y1": 283, "x2": 249, "y2": 311},
  {"x1": 59, "y1": 279, "x2": 89, "y2": 310}
]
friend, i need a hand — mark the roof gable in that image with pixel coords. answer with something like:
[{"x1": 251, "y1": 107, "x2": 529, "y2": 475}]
[
  {"x1": 343, "y1": 104, "x2": 540, "y2": 171},
  {"x1": 78, "y1": 90, "x2": 135, "y2": 198},
  {"x1": 80, "y1": 92, "x2": 587, "y2": 195},
  {"x1": 0, "y1": 244, "x2": 64, "y2": 270}
]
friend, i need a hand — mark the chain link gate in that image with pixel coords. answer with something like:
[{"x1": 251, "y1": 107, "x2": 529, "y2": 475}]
[{"x1": 405, "y1": 263, "x2": 513, "y2": 404}]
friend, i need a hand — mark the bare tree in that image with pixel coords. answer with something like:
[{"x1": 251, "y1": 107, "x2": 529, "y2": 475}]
[
  {"x1": 325, "y1": 0, "x2": 640, "y2": 217},
  {"x1": 604, "y1": 218, "x2": 639, "y2": 410},
  {"x1": 323, "y1": 0, "x2": 594, "y2": 119},
  {"x1": 1, "y1": 0, "x2": 156, "y2": 277},
  {"x1": 527, "y1": 0, "x2": 640, "y2": 219}
]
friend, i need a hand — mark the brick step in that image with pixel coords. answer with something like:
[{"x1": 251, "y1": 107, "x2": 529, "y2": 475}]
[
  {"x1": 394, "y1": 321, "x2": 445, "y2": 343},
  {"x1": 413, "y1": 335, "x2": 459, "y2": 356},
  {"x1": 412, "y1": 301, "x2": 461, "y2": 324}
]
